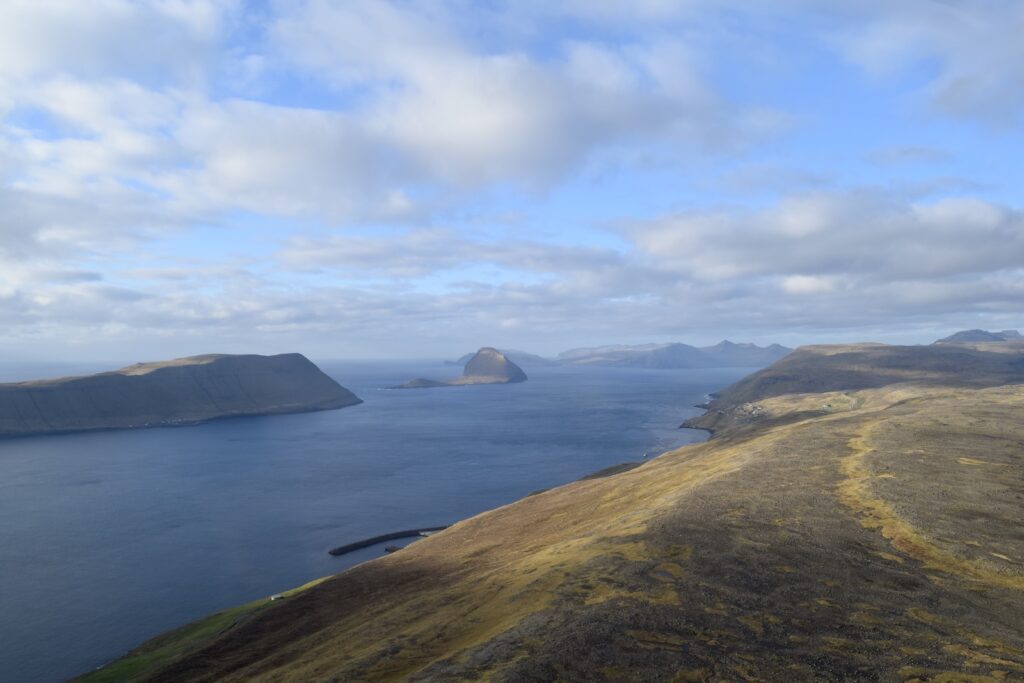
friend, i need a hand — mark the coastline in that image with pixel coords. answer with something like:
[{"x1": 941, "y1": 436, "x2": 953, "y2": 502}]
[
  {"x1": 77, "y1": 389, "x2": 722, "y2": 681},
  {"x1": 0, "y1": 398, "x2": 363, "y2": 441}
]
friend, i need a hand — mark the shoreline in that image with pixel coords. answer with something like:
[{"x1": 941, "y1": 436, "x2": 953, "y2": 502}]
[{"x1": 77, "y1": 384, "x2": 725, "y2": 681}]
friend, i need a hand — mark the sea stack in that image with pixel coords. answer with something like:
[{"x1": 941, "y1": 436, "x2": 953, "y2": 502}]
[
  {"x1": 398, "y1": 347, "x2": 528, "y2": 388},
  {"x1": 0, "y1": 353, "x2": 361, "y2": 437},
  {"x1": 461, "y1": 347, "x2": 528, "y2": 384}
]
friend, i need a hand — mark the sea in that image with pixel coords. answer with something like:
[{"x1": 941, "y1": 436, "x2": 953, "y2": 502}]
[{"x1": 0, "y1": 360, "x2": 750, "y2": 682}]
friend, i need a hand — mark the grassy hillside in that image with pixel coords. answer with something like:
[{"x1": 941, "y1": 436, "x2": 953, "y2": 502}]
[{"x1": 85, "y1": 343, "x2": 1024, "y2": 681}]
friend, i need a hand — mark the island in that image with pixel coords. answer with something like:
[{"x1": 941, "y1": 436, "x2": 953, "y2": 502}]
[
  {"x1": 86, "y1": 338, "x2": 1024, "y2": 681},
  {"x1": 397, "y1": 347, "x2": 528, "y2": 388},
  {"x1": 0, "y1": 353, "x2": 361, "y2": 438}
]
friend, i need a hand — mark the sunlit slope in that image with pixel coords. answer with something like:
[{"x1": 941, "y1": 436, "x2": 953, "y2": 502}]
[{"x1": 96, "y1": 344, "x2": 1024, "y2": 682}]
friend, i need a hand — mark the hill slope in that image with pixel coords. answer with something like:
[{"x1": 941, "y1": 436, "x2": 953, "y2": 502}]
[
  {"x1": 0, "y1": 354, "x2": 360, "y2": 437},
  {"x1": 87, "y1": 344, "x2": 1024, "y2": 681}
]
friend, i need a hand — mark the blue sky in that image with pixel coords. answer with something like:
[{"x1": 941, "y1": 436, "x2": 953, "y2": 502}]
[{"x1": 1, "y1": 0, "x2": 1022, "y2": 361}]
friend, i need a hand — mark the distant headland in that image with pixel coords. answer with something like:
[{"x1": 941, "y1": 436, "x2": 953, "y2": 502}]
[
  {"x1": 0, "y1": 353, "x2": 361, "y2": 438},
  {"x1": 399, "y1": 347, "x2": 528, "y2": 388}
]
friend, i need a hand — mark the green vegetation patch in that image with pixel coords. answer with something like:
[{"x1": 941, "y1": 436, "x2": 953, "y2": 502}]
[{"x1": 77, "y1": 576, "x2": 330, "y2": 682}]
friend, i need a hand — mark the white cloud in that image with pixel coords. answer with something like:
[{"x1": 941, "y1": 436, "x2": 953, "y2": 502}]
[
  {"x1": 633, "y1": 192, "x2": 1024, "y2": 283},
  {"x1": 781, "y1": 274, "x2": 837, "y2": 295},
  {"x1": 0, "y1": 0, "x2": 230, "y2": 85},
  {"x1": 0, "y1": 1, "x2": 1022, "y2": 358},
  {"x1": 268, "y1": 0, "x2": 750, "y2": 187},
  {"x1": 834, "y1": 0, "x2": 1024, "y2": 124}
]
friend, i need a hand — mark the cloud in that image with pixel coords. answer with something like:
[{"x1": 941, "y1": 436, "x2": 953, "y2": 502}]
[
  {"x1": 632, "y1": 191, "x2": 1024, "y2": 284},
  {"x1": 5, "y1": 189, "x2": 1024, "y2": 357},
  {"x1": 0, "y1": 0, "x2": 230, "y2": 86},
  {"x1": 268, "y1": 0, "x2": 766, "y2": 188},
  {"x1": 866, "y1": 145, "x2": 950, "y2": 166},
  {"x1": 0, "y1": 1, "x2": 1022, "y2": 358},
  {"x1": 833, "y1": 0, "x2": 1024, "y2": 124},
  {"x1": 280, "y1": 228, "x2": 625, "y2": 280}
]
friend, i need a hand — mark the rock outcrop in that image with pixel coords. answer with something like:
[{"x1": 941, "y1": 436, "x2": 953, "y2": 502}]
[
  {"x1": 0, "y1": 353, "x2": 360, "y2": 437},
  {"x1": 398, "y1": 347, "x2": 528, "y2": 388}
]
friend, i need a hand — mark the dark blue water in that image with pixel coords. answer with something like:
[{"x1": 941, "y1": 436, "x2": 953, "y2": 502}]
[{"x1": 0, "y1": 361, "x2": 747, "y2": 682}]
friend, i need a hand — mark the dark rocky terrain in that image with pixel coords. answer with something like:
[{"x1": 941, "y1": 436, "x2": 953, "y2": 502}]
[
  {"x1": 84, "y1": 342, "x2": 1024, "y2": 682},
  {"x1": 0, "y1": 353, "x2": 360, "y2": 437}
]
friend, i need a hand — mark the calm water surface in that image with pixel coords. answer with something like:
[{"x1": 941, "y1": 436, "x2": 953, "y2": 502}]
[{"x1": 0, "y1": 361, "x2": 748, "y2": 681}]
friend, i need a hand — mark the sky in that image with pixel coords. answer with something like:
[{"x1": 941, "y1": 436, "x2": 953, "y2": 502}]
[{"x1": 1, "y1": 0, "x2": 1023, "y2": 361}]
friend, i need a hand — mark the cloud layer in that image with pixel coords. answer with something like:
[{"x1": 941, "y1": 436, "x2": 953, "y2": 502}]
[{"x1": 0, "y1": 1, "x2": 1022, "y2": 359}]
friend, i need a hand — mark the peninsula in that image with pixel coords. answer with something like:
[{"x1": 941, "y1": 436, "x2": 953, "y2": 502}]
[
  {"x1": 0, "y1": 353, "x2": 360, "y2": 438},
  {"x1": 398, "y1": 347, "x2": 528, "y2": 388},
  {"x1": 82, "y1": 341, "x2": 1024, "y2": 681}
]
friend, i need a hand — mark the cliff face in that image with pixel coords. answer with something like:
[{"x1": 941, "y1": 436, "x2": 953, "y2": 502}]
[
  {"x1": 97, "y1": 342, "x2": 1024, "y2": 682},
  {"x1": 0, "y1": 353, "x2": 360, "y2": 437}
]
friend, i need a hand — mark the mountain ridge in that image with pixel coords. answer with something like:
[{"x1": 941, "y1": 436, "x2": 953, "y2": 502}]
[{"x1": 557, "y1": 340, "x2": 792, "y2": 368}]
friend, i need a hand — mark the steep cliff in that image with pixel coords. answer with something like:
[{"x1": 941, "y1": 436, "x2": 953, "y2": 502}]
[{"x1": 0, "y1": 353, "x2": 360, "y2": 437}]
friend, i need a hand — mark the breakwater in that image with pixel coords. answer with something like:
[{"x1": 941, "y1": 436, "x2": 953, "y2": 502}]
[{"x1": 328, "y1": 527, "x2": 448, "y2": 556}]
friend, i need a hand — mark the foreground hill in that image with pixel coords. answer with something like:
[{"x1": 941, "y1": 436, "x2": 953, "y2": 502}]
[
  {"x1": 86, "y1": 343, "x2": 1024, "y2": 681},
  {"x1": 399, "y1": 348, "x2": 528, "y2": 388},
  {"x1": 687, "y1": 342, "x2": 1024, "y2": 433},
  {"x1": 0, "y1": 354, "x2": 360, "y2": 437},
  {"x1": 558, "y1": 340, "x2": 791, "y2": 369}
]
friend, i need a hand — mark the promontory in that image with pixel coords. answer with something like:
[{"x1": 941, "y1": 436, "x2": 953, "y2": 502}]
[
  {"x1": 0, "y1": 353, "x2": 360, "y2": 438},
  {"x1": 398, "y1": 347, "x2": 528, "y2": 388}
]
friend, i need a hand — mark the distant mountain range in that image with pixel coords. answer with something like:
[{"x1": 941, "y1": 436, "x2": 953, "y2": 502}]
[
  {"x1": 448, "y1": 341, "x2": 792, "y2": 370},
  {"x1": 934, "y1": 329, "x2": 1022, "y2": 344},
  {"x1": 558, "y1": 341, "x2": 792, "y2": 369}
]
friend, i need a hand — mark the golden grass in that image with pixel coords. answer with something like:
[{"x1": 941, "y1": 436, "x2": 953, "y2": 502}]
[{"x1": 838, "y1": 413, "x2": 1024, "y2": 593}]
